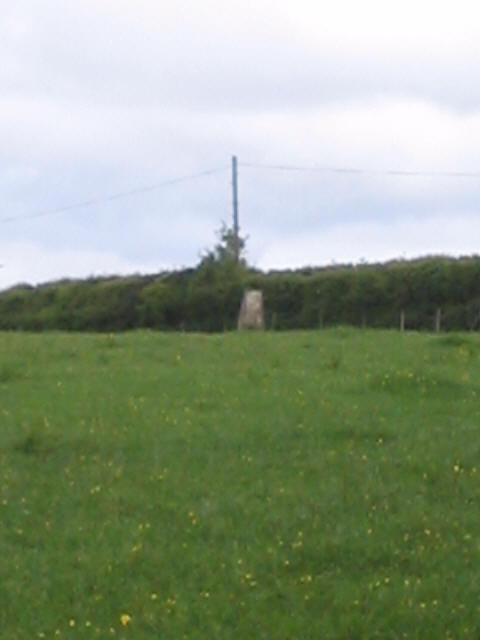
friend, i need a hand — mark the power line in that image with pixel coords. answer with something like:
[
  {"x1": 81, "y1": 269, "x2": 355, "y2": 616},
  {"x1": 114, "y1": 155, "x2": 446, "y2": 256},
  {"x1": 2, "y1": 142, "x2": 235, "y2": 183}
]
[
  {"x1": 4, "y1": 158, "x2": 480, "y2": 228},
  {"x1": 240, "y1": 161, "x2": 480, "y2": 178},
  {"x1": 1, "y1": 166, "x2": 229, "y2": 225}
]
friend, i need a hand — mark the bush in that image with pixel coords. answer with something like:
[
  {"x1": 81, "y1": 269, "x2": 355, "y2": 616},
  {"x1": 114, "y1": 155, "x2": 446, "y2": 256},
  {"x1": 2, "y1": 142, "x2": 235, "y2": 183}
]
[{"x1": 1, "y1": 256, "x2": 480, "y2": 332}]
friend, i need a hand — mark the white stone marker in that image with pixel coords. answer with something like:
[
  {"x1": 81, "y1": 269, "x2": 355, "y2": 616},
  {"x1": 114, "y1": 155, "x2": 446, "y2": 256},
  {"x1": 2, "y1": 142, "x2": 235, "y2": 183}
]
[{"x1": 238, "y1": 290, "x2": 264, "y2": 330}]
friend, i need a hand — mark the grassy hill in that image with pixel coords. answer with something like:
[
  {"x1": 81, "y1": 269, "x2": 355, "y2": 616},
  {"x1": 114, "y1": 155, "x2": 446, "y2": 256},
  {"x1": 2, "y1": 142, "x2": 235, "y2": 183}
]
[{"x1": 1, "y1": 328, "x2": 479, "y2": 638}]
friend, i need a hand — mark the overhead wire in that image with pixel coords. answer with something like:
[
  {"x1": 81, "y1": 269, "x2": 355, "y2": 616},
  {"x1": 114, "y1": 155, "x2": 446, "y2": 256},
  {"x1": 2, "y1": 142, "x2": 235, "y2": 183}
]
[
  {"x1": 0, "y1": 165, "x2": 229, "y2": 224},
  {"x1": 240, "y1": 162, "x2": 480, "y2": 178},
  {"x1": 3, "y1": 160, "x2": 480, "y2": 227}
]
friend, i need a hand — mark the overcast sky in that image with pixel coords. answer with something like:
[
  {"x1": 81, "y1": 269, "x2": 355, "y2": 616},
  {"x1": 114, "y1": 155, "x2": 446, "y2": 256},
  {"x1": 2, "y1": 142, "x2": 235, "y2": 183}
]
[{"x1": 2, "y1": 0, "x2": 480, "y2": 289}]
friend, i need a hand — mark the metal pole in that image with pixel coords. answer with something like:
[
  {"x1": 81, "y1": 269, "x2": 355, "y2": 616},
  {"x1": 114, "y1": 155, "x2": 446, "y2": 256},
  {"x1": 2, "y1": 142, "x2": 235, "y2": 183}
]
[{"x1": 232, "y1": 155, "x2": 239, "y2": 261}]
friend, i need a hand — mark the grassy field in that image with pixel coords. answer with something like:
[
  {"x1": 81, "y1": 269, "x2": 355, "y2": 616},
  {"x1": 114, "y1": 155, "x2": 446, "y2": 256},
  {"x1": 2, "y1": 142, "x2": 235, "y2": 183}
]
[{"x1": 1, "y1": 328, "x2": 479, "y2": 639}]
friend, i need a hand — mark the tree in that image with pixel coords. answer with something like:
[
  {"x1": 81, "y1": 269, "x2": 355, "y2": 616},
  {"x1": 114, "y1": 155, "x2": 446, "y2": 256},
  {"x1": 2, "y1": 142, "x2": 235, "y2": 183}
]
[
  {"x1": 200, "y1": 223, "x2": 247, "y2": 267},
  {"x1": 185, "y1": 224, "x2": 248, "y2": 331}
]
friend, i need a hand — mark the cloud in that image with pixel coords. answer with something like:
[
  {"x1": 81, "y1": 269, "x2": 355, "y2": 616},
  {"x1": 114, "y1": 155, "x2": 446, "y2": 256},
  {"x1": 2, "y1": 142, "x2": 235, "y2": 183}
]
[
  {"x1": 3, "y1": 210, "x2": 478, "y2": 292},
  {"x1": 1, "y1": 1, "x2": 480, "y2": 289},
  {"x1": 257, "y1": 213, "x2": 480, "y2": 269},
  {"x1": 0, "y1": 242, "x2": 162, "y2": 290},
  {"x1": 4, "y1": 1, "x2": 480, "y2": 111}
]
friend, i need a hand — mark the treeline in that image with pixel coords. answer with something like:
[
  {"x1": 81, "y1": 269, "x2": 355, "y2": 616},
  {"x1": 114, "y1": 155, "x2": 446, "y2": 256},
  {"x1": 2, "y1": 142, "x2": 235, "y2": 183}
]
[{"x1": 1, "y1": 255, "x2": 480, "y2": 332}]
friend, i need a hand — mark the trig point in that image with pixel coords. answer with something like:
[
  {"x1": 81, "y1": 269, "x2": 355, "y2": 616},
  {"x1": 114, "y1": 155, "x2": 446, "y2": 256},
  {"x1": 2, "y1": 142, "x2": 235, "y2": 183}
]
[{"x1": 238, "y1": 290, "x2": 264, "y2": 330}]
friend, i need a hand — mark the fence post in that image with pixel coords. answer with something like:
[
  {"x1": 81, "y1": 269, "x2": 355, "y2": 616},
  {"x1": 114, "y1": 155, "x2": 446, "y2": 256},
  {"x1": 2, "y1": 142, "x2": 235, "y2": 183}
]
[
  {"x1": 271, "y1": 311, "x2": 277, "y2": 331},
  {"x1": 435, "y1": 307, "x2": 442, "y2": 333},
  {"x1": 400, "y1": 309, "x2": 405, "y2": 332}
]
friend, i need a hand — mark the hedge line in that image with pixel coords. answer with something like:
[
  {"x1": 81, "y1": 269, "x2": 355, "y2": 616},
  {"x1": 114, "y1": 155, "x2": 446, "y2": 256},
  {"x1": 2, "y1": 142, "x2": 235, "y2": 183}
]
[{"x1": 1, "y1": 256, "x2": 480, "y2": 332}]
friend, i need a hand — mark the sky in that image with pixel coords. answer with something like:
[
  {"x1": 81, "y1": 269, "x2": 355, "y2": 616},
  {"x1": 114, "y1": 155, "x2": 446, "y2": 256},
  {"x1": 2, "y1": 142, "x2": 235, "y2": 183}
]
[{"x1": 2, "y1": 0, "x2": 480, "y2": 289}]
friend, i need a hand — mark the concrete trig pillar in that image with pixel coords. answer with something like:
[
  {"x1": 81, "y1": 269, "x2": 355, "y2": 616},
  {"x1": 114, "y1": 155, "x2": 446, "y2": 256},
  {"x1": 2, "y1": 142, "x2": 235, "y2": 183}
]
[{"x1": 238, "y1": 290, "x2": 264, "y2": 330}]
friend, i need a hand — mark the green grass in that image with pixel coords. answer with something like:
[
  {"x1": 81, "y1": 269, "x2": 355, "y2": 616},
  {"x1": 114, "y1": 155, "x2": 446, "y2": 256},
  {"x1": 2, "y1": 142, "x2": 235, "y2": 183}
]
[{"x1": 1, "y1": 328, "x2": 480, "y2": 639}]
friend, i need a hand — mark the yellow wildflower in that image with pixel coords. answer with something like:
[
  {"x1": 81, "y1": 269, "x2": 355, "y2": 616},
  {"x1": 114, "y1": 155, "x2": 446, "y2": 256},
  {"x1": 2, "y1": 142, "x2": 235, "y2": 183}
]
[{"x1": 120, "y1": 613, "x2": 132, "y2": 627}]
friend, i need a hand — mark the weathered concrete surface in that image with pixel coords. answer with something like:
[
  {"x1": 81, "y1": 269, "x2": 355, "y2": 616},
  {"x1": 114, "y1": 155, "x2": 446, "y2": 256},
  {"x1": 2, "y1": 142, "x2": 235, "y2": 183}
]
[{"x1": 238, "y1": 290, "x2": 264, "y2": 330}]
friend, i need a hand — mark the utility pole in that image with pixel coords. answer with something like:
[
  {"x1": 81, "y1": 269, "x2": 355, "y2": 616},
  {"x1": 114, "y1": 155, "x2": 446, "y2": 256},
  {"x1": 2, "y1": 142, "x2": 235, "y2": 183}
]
[{"x1": 232, "y1": 155, "x2": 239, "y2": 262}]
